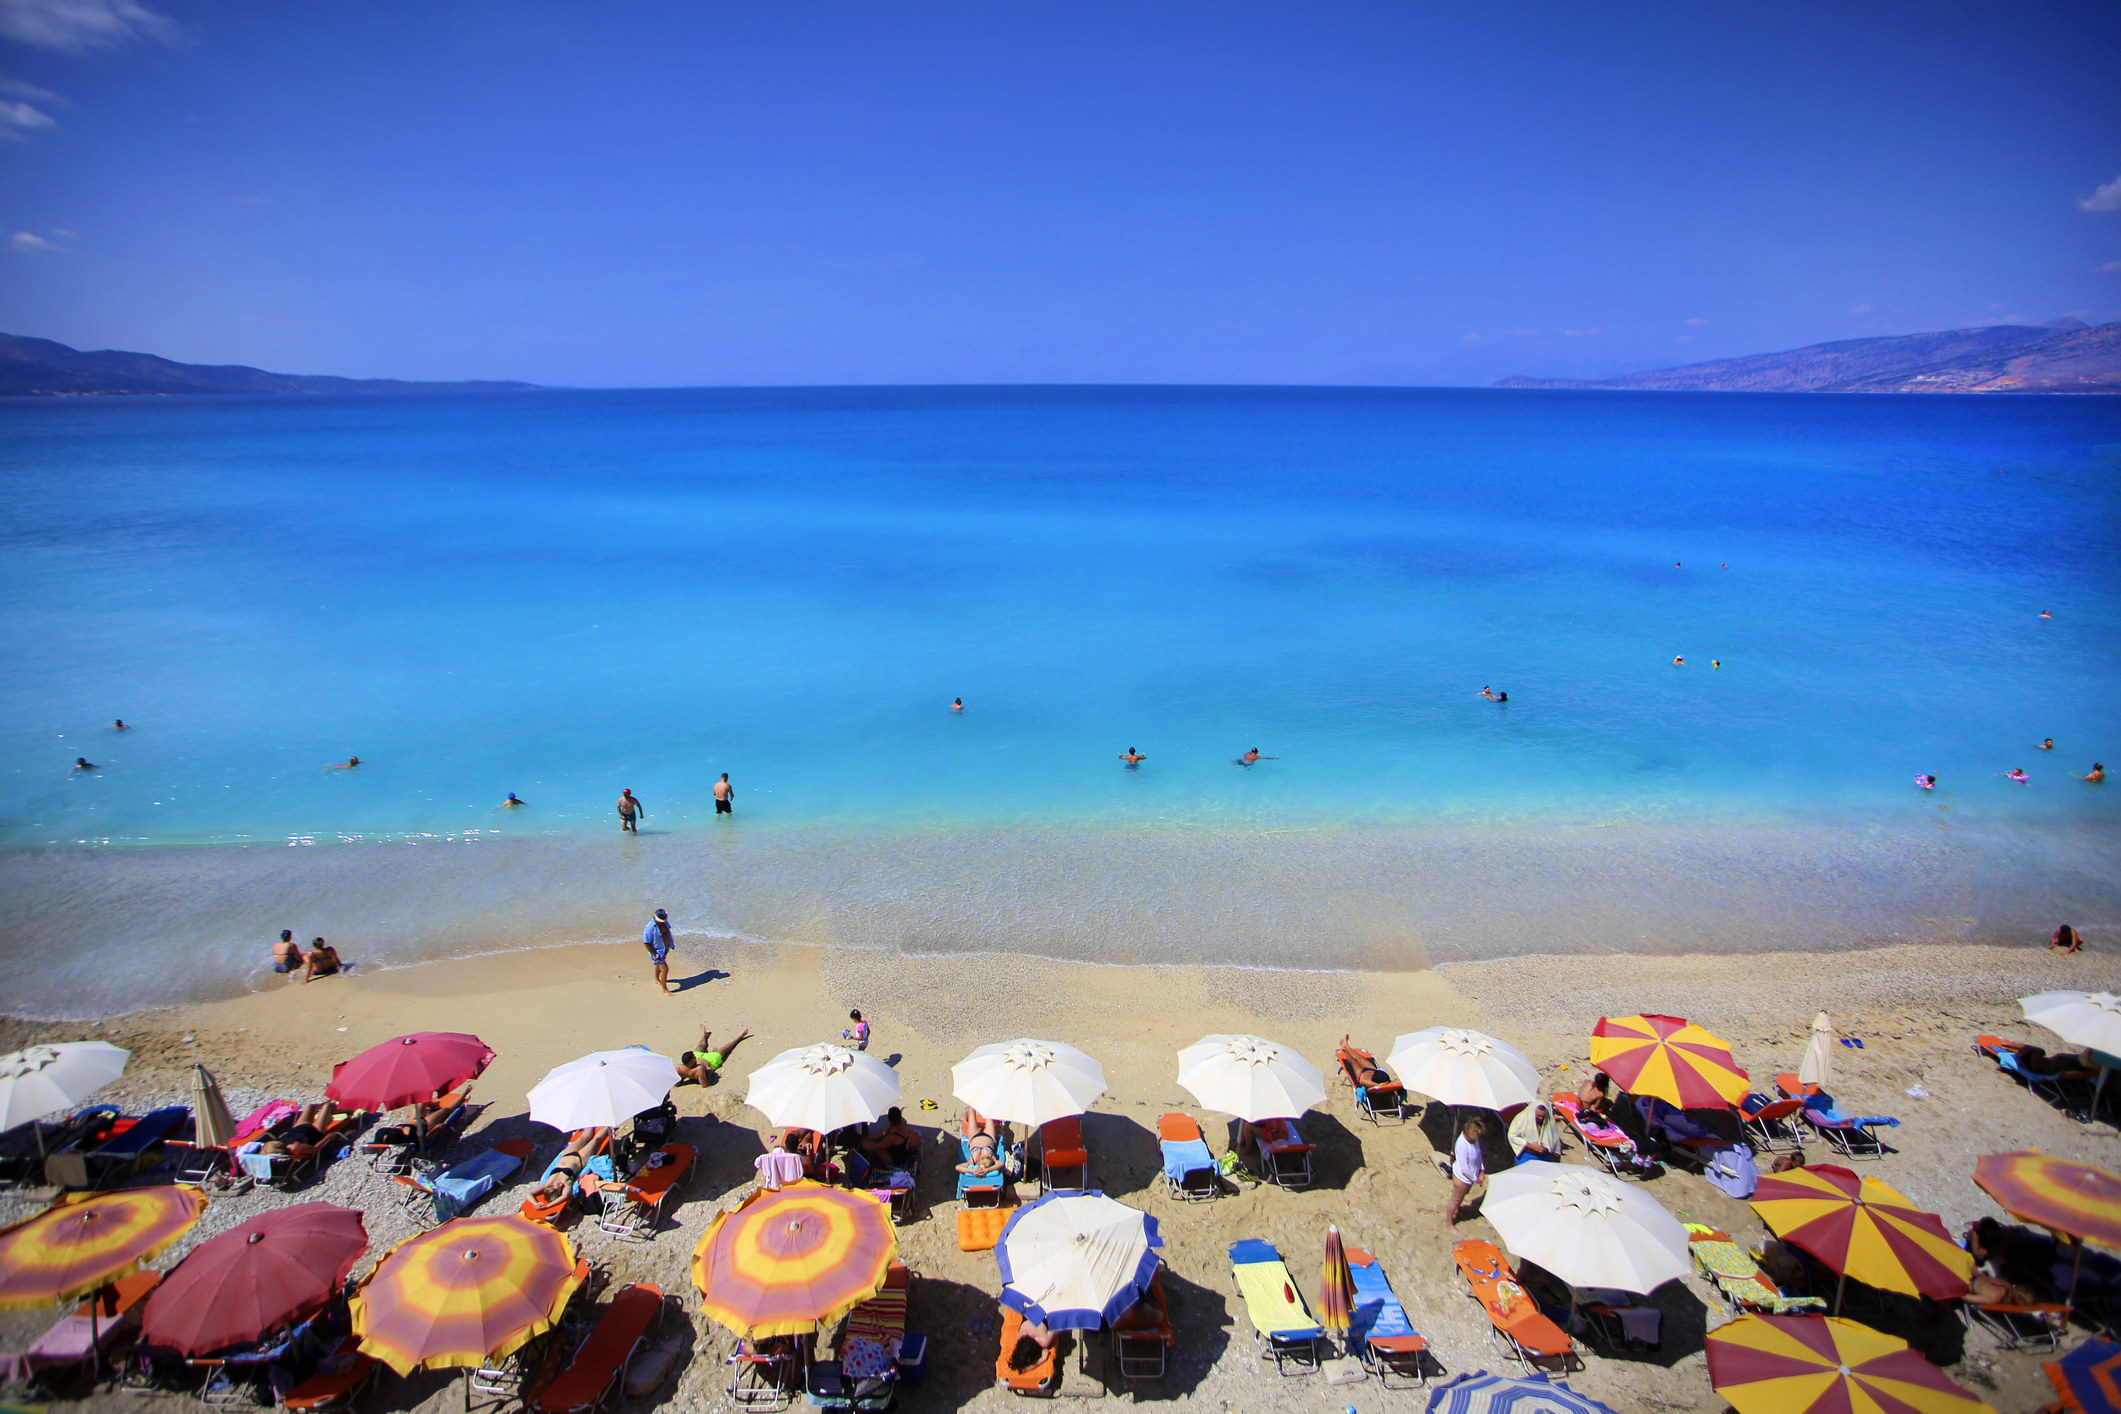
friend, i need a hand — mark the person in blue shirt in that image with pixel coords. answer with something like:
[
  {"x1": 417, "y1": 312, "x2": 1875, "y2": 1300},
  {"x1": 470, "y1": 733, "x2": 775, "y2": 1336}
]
[{"x1": 642, "y1": 908, "x2": 674, "y2": 994}]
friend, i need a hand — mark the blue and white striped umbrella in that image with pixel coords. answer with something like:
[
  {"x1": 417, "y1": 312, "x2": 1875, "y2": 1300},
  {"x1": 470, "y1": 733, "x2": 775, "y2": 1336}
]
[
  {"x1": 995, "y1": 1191, "x2": 1160, "y2": 1332},
  {"x1": 1425, "y1": 1369, "x2": 1621, "y2": 1414}
]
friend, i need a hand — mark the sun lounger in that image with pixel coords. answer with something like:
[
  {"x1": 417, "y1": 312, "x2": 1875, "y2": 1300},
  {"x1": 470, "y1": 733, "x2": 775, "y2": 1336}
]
[
  {"x1": 1963, "y1": 1295, "x2": 2071, "y2": 1353},
  {"x1": 1230, "y1": 1239, "x2": 1324, "y2": 1374},
  {"x1": 1550, "y1": 1093, "x2": 1652, "y2": 1179},
  {"x1": 396, "y1": 1136, "x2": 535, "y2": 1224},
  {"x1": 726, "y1": 1339, "x2": 801, "y2": 1411},
  {"x1": 1347, "y1": 1247, "x2": 1428, "y2": 1388},
  {"x1": 1115, "y1": 1268, "x2": 1175, "y2": 1382},
  {"x1": 530, "y1": 1283, "x2": 666, "y2": 1414},
  {"x1": 521, "y1": 1135, "x2": 616, "y2": 1225},
  {"x1": 45, "y1": 1105, "x2": 190, "y2": 1189},
  {"x1": 1158, "y1": 1113, "x2": 1220, "y2": 1200},
  {"x1": 1250, "y1": 1117, "x2": 1315, "y2": 1190},
  {"x1": 281, "y1": 1338, "x2": 379, "y2": 1414},
  {"x1": 1738, "y1": 1094, "x2": 1804, "y2": 1151},
  {"x1": 1335, "y1": 1038, "x2": 1407, "y2": 1124},
  {"x1": 1686, "y1": 1227, "x2": 1824, "y2": 1314},
  {"x1": 1794, "y1": 1094, "x2": 1898, "y2": 1158},
  {"x1": 1996, "y1": 1050, "x2": 2101, "y2": 1110},
  {"x1": 361, "y1": 1086, "x2": 474, "y2": 1173},
  {"x1": 247, "y1": 1109, "x2": 362, "y2": 1189},
  {"x1": 837, "y1": 1260, "x2": 909, "y2": 1403},
  {"x1": 1452, "y1": 1239, "x2": 1575, "y2": 1376},
  {"x1": 599, "y1": 1143, "x2": 694, "y2": 1241},
  {"x1": 1036, "y1": 1116, "x2": 1089, "y2": 1193},
  {"x1": 995, "y1": 1305, "x2": 1060, "y2": 1395},
  {"x1": 1773, "y1": 1073, "x2": 1822, "y2": 1099}
]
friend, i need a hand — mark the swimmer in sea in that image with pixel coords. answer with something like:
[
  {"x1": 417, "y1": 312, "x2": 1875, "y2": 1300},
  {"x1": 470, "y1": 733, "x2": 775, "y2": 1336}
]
[
  {"x1": 497, "y1": 792, "x2": 526, "y2": 809},
  {"x1": 2080, "y1": 763, "x2": 2106, "y2": 783},
  {"x1": 2041, "y1": 610, "x2": 2052, "y2": 619},
  {"x1": 1479, "y1": 686, "x2": 1495, "y2": 700},
  {"x1": 1238, "y1": 748, "x2": 1278, "y2": 766},
  {"x1": 1494, "y1": 690, "x2": 1507, "y2": 703},
  {"x1": 73, "y1": 757, "x2": 96, "y2": 771},
  {"x1": 1120, "y1": 747, "x2": 1146, "y2": 766},
  {"x1": 1916, "y1": 774, "x2": 1937, "y2": 790},
  {"x1": 326, "y1": 756, "x2": 360, "y2": 771},
  {"x1": 112, "y1": 719, "x2": 129, "y2": 730},
  {"x1": 2003, "y1": 768, "x2": 2029, "y2": 783},
  {"x1": 1712, "y1": 660, "x2": 1721, "y2": 669},
  {"x1": 1673, "y1": 656, "x2": 1684, "y2": 667},
  {"x1": 951, "y1": 697, "x2": 964, "y2": 711},
  {"x1": 2038, "y1": 739, "x2": 2055, "y2": 751}
]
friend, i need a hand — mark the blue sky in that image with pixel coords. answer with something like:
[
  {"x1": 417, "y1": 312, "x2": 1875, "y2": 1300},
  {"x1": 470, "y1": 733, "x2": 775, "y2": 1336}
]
[{"x1": 1, "y1": 1, "x2": 2117, "y2": 386}]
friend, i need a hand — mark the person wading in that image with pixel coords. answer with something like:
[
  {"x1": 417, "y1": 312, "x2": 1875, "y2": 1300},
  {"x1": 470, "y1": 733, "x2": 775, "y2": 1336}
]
[{"x1": 617, "y1": 788, "x2": 643, "y2": 833}]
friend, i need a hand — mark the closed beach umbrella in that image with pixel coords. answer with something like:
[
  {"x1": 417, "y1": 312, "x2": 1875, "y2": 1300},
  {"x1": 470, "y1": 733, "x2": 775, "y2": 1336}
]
[
  {"x1": 2022, "y1": 991, "x2": 2121, "y2": 1055},
  {"x1": 526, "y1": 1049, "x2": 679, "y2": 1131},
  {"x1": 1388, "y1": 1028, "x2": 1540, "y2": 1111},
  {"x1": 745, "y1": 1044, "x2": 900, "y2": 1132},
  {"x1": 1175, "y1": 1035, "x2": 1326, "y2": 1123},
  {"x1": 351, "y1": 1214, "x2": 582, "y2": 1375},
  {"x1": 1750, "y1": 1164, "x2": 1972, "y2": 1303},
  {"x1": 0, "y1": 1185, "x2": 205, "y2": 1309},
  {"x1": 996, "y1": 1191, "x2": 1160, "y2": 1332},
  {"x1": 1796, "y1": 1012, "x2": 1834, "y2": 1093},
  {"x1": 1481, "y1": 1163, "x2": 1690, "y2": 1294},
  {"x1": 692, "y1": 1180, "x2": 897, "y2": 1338},
  {"x1": 326, "y1": 1032, "x2": 495, "y2": 1113},
  {"x1": 1421, "y1": 1369, "x2": 1621, "y2": 1413},
  {"x1": 952, "y1": 1039, "x2": 1106, "y2": 1126},
  {"x1": 1705, "y1": 1314, "x2": 1995, "y2": 1414},
  {"x1": 1319, "y1": 1224, "x2": 1354, "y2": 1345},
  {"x1": 142, "y1": 1203, "x2": 367, "y2": 1356},
  {"x1": 1590, "y1": 1014, "x2": 1749, "y2": 1109},
  {"x1": 190, "y1": 1064, "x2": 237, "y2": 1152},
  {"x1": 0, "y1": 1042, "x2": 128, "y2": 1141},
  {"x1": 1973, "y1": 1152, "x2": 2121, "y2": 1251},
  {"x1": 2047, "y1": 1338, "x2": 2121, "y2": 1414}
]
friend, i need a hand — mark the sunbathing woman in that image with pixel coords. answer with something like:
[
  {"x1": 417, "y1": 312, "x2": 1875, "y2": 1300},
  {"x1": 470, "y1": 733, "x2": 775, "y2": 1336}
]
[
  {"x1": 957, "y1": 1137, "x2": 1002, "y2": 1179},
  {"x1": 961, "y1": 1107, "x2": 1000, "y2": 1143},
  {"x1": 259, "y1": 1103, "x2": 340, "y2": 1160},
  {"x1": 863, "y1": 1107, "x2": 920, "y2": 1168},
  {"x1": 528, "y1": 1127, "x2": 615, "y2": 1204}
]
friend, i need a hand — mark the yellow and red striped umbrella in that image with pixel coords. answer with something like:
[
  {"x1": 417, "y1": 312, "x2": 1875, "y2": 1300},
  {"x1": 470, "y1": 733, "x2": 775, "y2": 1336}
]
[
  {"x1": 1319, "y1": 1225, "x2": 1354, "y2": 1340},
  {"x1": 1706, "y1": 1314, "x2": 1995, "y2": 1413},
  {"x1": 0, "y1": 1185, "x2": 205, "y2": 1309},
  {"x1": 1751, "y1": 1165, "x2": 1973, "y2": 1301},
  {"x1": 1974, "y1": 1152, "x2": 2121, "y2": 1251},
  {"x1": 692, "y1": 1180, "x2": 896, "y2": 1339},
  {"x1": 1590, "y1": 1014, "x2": 1749, "y2": 1109},
  {"x1": 351, "y1": 1215, "x2": 582, "y2": 1375}
]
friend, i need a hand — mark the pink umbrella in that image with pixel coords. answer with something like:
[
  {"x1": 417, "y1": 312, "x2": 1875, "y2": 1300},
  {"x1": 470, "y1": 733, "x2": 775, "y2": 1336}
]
[{"x1": 325, "y1": 1033, "x2": 494, "y2": 1113}]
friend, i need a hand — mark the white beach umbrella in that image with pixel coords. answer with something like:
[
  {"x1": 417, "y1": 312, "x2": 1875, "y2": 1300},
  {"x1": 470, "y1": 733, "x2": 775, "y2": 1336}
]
[
  {"x1": 1175, "y1": 1034, "x2": 1326, "y2": 1123},
  {"x1": 1798, "y1": 1012, "x2": 1836, "y2": 1092},
  {"x1": 746, "y1": 1043, "x2": 901, "y2": 1132},
  {"x1": 527, "y1": 1048, "x2": 680, "y2": 1131},
  {"x1": 996, "y1": 1191, "x2": 1162, "y2": 1331},
  {"x1": 2022, "y1": 992, "x2": 2121, "y2": 1055},
  {"x1": 0, "y1": 1042, "x2": 128, "y2": 1140},
  {"x1": 953, "y1": 1039, "x2": 1106, "y2": 1127},
  {"x1": 1483, "y1": 1162, "x2": 1691, "y2": 1294},
  {"x1": 1387, "y1": 1027, "x2": 1540, "y2": 1111}
]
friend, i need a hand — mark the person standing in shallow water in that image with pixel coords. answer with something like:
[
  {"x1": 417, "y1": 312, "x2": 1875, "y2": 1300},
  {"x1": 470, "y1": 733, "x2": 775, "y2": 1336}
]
[
  {"x1": 713, "y1": 773, "x2": 734, "y2": 815},
  {"x1": 617, "y1": 789, "x2": 643, "y2": 832},
  {"x1": 643, "y1": 908, "x2": 674, "y2": 994}
]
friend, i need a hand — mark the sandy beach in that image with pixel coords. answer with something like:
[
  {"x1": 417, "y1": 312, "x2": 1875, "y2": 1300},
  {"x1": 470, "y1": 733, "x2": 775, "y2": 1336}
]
[{"x1": 3, "y1": 935, "x2": 2114, "y2": 1414}]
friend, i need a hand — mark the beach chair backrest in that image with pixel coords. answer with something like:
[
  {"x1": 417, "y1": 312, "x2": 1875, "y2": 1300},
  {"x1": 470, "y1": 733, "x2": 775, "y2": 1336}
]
[{"x1": 1156, "y1": 1113, "x2": 1202, "y2": 1144}]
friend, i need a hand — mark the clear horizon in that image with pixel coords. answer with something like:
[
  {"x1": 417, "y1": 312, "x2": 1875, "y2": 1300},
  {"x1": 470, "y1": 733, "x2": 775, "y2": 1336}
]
[{"x1": 0, "y1": 1, "x2": 2117, "y2": 387}]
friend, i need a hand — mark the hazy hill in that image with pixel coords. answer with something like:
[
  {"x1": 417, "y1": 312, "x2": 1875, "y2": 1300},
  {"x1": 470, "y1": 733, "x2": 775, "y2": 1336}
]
[
  {"x1": 0, "y1": 333, "x2": 536, "y2": 396},
  {"x1": 1497, "y1": 318, "x2": 2120, "y2": 394}
]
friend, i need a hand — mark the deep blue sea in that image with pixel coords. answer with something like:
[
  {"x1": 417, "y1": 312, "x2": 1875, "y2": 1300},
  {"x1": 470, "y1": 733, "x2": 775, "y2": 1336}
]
[{"x1": 2, "y1": 387, "x2": 2117, "y2": 1015}]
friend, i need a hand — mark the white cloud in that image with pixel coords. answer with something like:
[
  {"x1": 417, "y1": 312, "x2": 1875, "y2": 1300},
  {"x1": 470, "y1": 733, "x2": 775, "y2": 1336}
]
[
  {"x1": 48, "y1": 225, "x2": 73, "y2": 238},
  {"x1": 0, "y1": 0, "x2": 176, "y2": 52},
  {"x1": 1851, "y1": 303, "x2": 1875, "y2": 315},
  {"x1": 2082, "y1": 175, "x2": 2121, "y2": 213},
  {"x1": 0, "y1": 96, "x2": 54, "y2": 138},
  {"x1": 1684, "y1": 317, "x2": 1707, "y2": 326},
  {"x1": 0, "y1": 78, "x2": 60, "y2": 101},
  {"x1": 2097, "y1": 259, "x2": 2121, "y2": 274},
  {"x1": 10, "y1": 230, "x2": 64, "y2": 252}
]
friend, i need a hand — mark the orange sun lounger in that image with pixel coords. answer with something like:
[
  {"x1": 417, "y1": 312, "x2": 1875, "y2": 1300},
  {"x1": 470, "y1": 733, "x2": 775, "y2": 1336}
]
[
  {"x1": 530, "y1": 1283, "x2": 666, "y2": 1414},
  {"x1": 1037, "y1": 1116, "x2": 1089, "y2": 1193},
  {"x1": 995, "y1": 1304, "x2": 1060, "y2": 1395},
  {"x1": 1335, "y1": 1037, "x2": 1407, "y2": 1123},
  {"x1": 599, "y1": 1143, "x2": 694, "y2": 1240},
  {"x1": 1452, "y1": 1239, "x2": 1575, "y2": 1376}
]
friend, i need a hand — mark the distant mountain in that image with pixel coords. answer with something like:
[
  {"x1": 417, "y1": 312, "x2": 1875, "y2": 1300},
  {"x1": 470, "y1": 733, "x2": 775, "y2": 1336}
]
[
  {"x1": 1497, "y1": 318, "x2": 2121, "y2": 394},
  {"x1": 0, "y1": 333, "x2": 536, "y2": 396}
]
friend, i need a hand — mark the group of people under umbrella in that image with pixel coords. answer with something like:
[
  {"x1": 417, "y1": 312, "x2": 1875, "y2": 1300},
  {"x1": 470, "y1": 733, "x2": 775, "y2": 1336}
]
[{"x1": 5, "y1": 989, "x2": 2121, "y2": 1412}]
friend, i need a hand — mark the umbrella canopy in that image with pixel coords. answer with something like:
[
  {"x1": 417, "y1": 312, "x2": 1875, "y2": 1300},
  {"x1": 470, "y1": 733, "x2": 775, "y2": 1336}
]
[
  {"x1": 1705, "y1": 1314, "x2": 1995, "y2": 1414},
  {"x1": 1751, "y1": 1164, "x2": 1972, "y2": 1300},
  {"x1": 351, "y1": 1214, "x2": 581, "y2": 1376},
  {"x1": 326, "y1": 1032, "x2": 495, "y2": 1113},
  {"x1": 1388, "y1": 1028, "x2": 1541, "y2": 1111},
  {"x1": 1175, "y1": 1034, "x2": 1326, "y2": 1123},
  {"x1": 745, "y1": 1044, "x2": 901, "y2": 1132},
  {"x1": 1320, "y1": 1224, "x2": 1354, "y2": 1339},
  {"x1": 995, "y1": 1191, "x2": 1160, "y2": 1332},
  {"x1": 1797, "y1": 1012, "x2": 1835, "y2": 1093},
  {"x1": 142, "y1": 1203, "x2": 367, "y2": 1356},
  {"x1": 2047, "y1": 1337, "x2": 2121, "y2": 1414},
  {"x1": 526, "y1": 1049, "x2": 679, "y2": 1132},
  {"x1": 1974, "y1": 1151, "x2": 2121, "y2": 1250},
  {"x1": 1421, "y1": 1369, "x2": 1622, "y2": 1413},
  {"x1": 693, "y1": 1180, "x2": 897, "y2": 1338},
  {"x1": 1482, "y1": 1163, "x2": 1690, "y2": 1294},
  {"x1": 0, "y1": 1042, "x2": 128, "y2": 1134},
  {"x1": 0, "y1": 1185, "x2": 206, "y2": 1309},
  {"x1": 2023, "y1": 992, "x2": 2121, "y2": 1055},
  {"x1": 1590, "y1": 1014, "x2": 1749, "y2": 1109},
  {"x1": 951, "y1": 1039, "x2": 1106, "y2": 1126},
  {"x1": 190, "y1": 1064, "x2": 237, "y2": 1151}
]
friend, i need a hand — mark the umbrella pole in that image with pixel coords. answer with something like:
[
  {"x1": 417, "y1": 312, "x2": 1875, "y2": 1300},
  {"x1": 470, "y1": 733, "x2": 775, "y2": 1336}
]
[
  {"x1": 2069, "y1": 1238, "x2": 2086, "y2": 1305},
  {"x1": 1833, "y1": 1270, "x2": 1845, "y2": 1316}
]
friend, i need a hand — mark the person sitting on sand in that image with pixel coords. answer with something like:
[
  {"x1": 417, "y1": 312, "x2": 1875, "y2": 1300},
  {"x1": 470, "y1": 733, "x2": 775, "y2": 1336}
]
[
  {"x1": 302, "y1": 938, "x2": 341, "y2": 981},
  {"x1": 2053, "y1": 924, "x2": 2084, "y2": 954},
  {"x1": 528, "y1": 1127, "x2": 615, "y2": 1204},
  {"x1": 864, "y1": 1107, "x2": 920, "y2": 1168},
  {"x1": 2081, "y1": 763, "x2": 2106, "y2": 783},
  {"x1": 1577, "y1": 1071, "x2": 1613, "y2": 1119},
  {"x1": 271, "y1": 930, "x2": 303, "y2": 974},
  {"x1": 326, "y1": 756, "x2": 359, "y2": 771},
  {"x1": 676, "y1": 1026, "x2": 751, "y2": 1085},
  {"x1": 73, "y1": 757, "x2": 97, "y2": 771}
]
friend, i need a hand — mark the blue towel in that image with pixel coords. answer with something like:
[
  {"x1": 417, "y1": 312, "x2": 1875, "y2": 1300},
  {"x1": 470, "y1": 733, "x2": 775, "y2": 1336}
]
[
  {"x1": 1802, "y1": 1093, "x2": 1899, "y2": 1128},
  {"x1": 1161, "y1": 1139, "x2": 1215, "y2": 1185},
  {"x1": 431, "y1": 1147, "x2": 523, "y2": 1222},
  {"x1": 537, "y1": 1150, "x2": 614, "y2": 1185},
  {"x1": 1347, "y1": 1260, "x2": 1414, "y2": 1343}
]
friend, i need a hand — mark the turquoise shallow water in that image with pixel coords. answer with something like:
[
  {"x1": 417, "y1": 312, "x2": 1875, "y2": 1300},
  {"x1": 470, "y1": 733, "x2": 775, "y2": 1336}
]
[{"x1": 1, "y1": 387, "x2": 2117, "y2": 1014}]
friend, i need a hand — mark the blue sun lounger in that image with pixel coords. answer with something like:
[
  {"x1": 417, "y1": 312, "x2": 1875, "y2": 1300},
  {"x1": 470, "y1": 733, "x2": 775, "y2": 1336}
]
[
  {"x1": 61, "y1": 1106, "x2": 190, "y2": 1189},
  {"x1": 1347, "y1": 1248, "x2": 1428, "y2": 1389},
  {"x1": 1229, "y1": 1239, "x2": 1323, "y2": 1374},
  {"x1": 1798, "y1": 1094, "x2": 1899, "y2": 1158},
  {"x1": 957, "y1": 1134, "x2": 1004, "y2": 1207},
  {"x1": 1159, "y1": 1114, "x2": 1219, "y2": 1201}
]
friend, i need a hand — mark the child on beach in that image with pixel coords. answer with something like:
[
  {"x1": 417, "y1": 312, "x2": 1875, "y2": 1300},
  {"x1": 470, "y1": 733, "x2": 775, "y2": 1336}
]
[{"x1": 842, "y1": 1009, "x2": 870, "y2": 1050}]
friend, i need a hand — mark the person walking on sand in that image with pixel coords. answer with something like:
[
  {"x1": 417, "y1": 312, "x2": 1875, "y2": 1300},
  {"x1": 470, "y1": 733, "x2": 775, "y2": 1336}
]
[
  {"x1": 617, "y1": 788, "x2": 643, "y2": 833},
  {"x1": 1445, "y1": 1116, "x2": 1487, "y2": 1225},
  {"x1": 642, "y1": 908, "x2": 674, "y2": 994},
  {"x1": 713, "y1": 773, "x2": 734, "y2": 815}
]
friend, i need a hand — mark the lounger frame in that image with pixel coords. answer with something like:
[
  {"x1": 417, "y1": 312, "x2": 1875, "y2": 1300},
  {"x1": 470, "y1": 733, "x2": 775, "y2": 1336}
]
[
  {"x1": 1962, "y1": 1299, "x2": 2070, "y2": 1353},
  {"x1": 598, "y1": 1145, "x2": 695, "y2": 1242},
  {"x1": 727, "y1": 1351, "x2": 799, "y2": 1410}
]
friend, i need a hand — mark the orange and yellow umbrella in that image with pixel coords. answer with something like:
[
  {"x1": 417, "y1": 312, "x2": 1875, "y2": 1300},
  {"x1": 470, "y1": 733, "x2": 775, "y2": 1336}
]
[
  {"x1": 1974, "y1": 1151, "x2": 2121, "y2": 1251},
  {"x1": 1751, "y1": 1164, "x2": 1972, "y2": 1301},
  {"x1": 1707, "y1": 1314, "x2": 1994, "y2": 1413},
  {"x1": 351, "y1": 1215, "x2": 582, "y2": 1375},
  {"x1": 0, "y1": 1185, "x2": 205, "y2": 1309},
  {"x1": 693, "y1": 1180, "x2": 896, "y2": 1338},
  {"x1": 1590, "y1": 1014, "x2": 1749, "y2": 1109}
]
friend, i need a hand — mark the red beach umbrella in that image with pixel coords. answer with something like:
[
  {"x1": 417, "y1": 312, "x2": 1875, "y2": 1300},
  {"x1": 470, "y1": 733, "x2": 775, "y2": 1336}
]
[
  {"x1": 326, "y1": 1032, "x2": 495, "y2": 1113},
  {"x1": 141, "y1": 1203, "x2": 368, "y2": 1356}
]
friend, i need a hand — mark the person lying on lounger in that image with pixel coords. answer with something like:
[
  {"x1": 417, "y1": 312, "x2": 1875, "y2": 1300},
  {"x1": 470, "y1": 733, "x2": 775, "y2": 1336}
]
[
  {"x1": 258, "y1": 1103, "x2": 341, "y2": 1160},
  {"x1": 1003, "y1": 1306, "x2": 1059, "y2": 1367},
  {"x1": 957, "y1": 1141, "x2": 1002, "y2": 1178},
  {"x1": 2014, "y1": 1045, "x2": 2095, "y2": 1076},
  {"x1": 528, "y1": 1127, "x2": 616, "y2": 1204},
  {"x1": 1111, "y1": 1283, "x2": 1166, "y2": 1333}
]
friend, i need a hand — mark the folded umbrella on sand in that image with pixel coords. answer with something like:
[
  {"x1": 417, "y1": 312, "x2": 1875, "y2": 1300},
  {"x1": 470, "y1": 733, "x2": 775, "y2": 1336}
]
[
  {"x1": 1797, "y1": 1013, "x2": 1835, "y2": 1093},
  {"x1": 952, "y1": 1040, "x2": 1105, "y2": 1126},
  {"x1": 746, "y1": 1044, "x2": 900, "y2": 1132},
  {"x1": 1175, "y1": 1035, "x2": 1325, "y2": 1123},
  {"x1": 1387, "y1": 1028, "x2": 1540, "y2": 1111}
]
